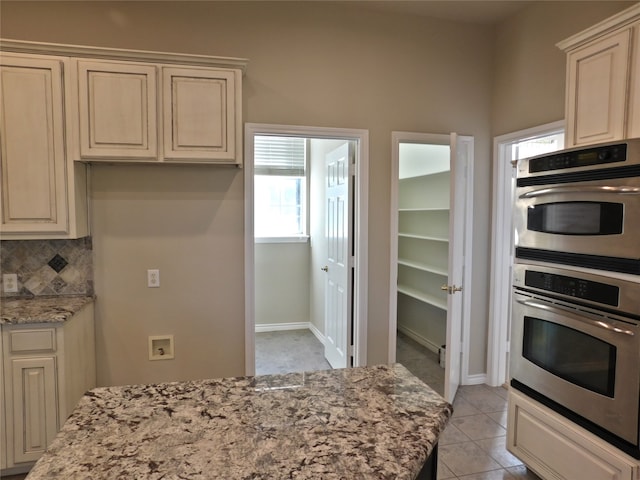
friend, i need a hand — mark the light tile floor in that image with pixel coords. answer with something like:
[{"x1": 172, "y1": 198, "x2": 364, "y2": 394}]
[
  {"x1": 257, "y1": 329, "x2": 541, "y2": 479},
  {"x1": 394, "y1": 332, "x2": 540, "y2": 479},
  {"x1": 439, "y1": 384, "x2": 541, "y2": 479}
]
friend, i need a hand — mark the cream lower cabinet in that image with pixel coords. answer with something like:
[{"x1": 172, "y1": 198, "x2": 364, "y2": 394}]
[
  {"x1": 1, "y1": 305, "x2": 95, "y2": 474},
  {"x1": 508, "y1": 389, "x2": 639, "y2": 480},
  {"x1": 559, "y1": 4, "x2": 640, "y2": 147},
  {"x1": 0, "y1": 53, "x2": 88, "y2": 239}
]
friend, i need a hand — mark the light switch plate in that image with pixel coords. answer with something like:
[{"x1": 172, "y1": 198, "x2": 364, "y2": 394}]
[{"x1": 3, "y1": 274, "x2": 18, "y2": 293}]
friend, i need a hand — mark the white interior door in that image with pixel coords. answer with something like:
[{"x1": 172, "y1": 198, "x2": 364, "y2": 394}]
[
  {"x1": 444, "y1": 134, "x2": 473, "y2": 401},
  {"x1": 323, "y1": 142, "x2": 353, "y2": 369}
]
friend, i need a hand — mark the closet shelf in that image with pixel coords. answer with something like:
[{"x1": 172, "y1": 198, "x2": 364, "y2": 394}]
[
  {"x1": 397, "y1": 285, "x2": 447, "y2": 311},
  {"x1": 398, "y1": 207, "x2": 449, "y2": 212},
  {"x1": 398, "y1": 259, "x2": 448, "y2": 277},
  {"x1": 398, "y1": 233, "x2": 449, "y2": 243}
]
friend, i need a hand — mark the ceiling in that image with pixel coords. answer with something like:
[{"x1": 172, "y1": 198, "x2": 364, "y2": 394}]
[
  {"x1": 7, "y1": 0, "x2": 534, "y2": 26},
  {"x1": 350, "y1": 1, "x2": 534, "y2": 25}
]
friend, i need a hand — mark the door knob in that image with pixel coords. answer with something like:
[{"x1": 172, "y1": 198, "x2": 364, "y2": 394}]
[
  {"x1": 321, "y1": 266, "x2": 329, "y2": 272},
  {"x1": 441, "y1": 284, "x2": 462, "y2": 294}
]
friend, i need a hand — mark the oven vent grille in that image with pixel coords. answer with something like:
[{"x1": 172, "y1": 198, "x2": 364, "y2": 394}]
[
  {"x1": 517, "y1": 165, "x2": 640, "y2": 187},
  {"x1": 516, "y1": 247, "x2": 640, "y2": 275}
]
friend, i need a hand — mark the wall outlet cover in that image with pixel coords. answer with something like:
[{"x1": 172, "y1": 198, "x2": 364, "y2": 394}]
[
  {"x1": 3, "y1": 273, "x2": 18, "y2": 293},
  {"x1": 147, "y1": 269, "x2": 160, "y2": 288}
]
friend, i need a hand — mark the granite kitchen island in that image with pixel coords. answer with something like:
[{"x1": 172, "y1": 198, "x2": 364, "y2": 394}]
[{"x1": 26, "y1": 363, "x2": 451, "y2": 479}]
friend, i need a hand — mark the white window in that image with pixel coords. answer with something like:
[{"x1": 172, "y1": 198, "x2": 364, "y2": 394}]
[
  {"x1": 511, "y1": 131, "x2": 565, "y2": 160},
  {"x1": 254, "y1": 136, "x2": 308, "y2": 239}
]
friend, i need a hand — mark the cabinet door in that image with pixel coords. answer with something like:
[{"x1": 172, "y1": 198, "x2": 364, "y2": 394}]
[
  {"x1": 0, "y1": 55, "x2": 69, "y2": 234},
  {"x1": 77, "y1": 60, "x2": 157, "y2": 159},
  {"x1": 162, "y1": 67, "x2": 240, "y2": 163},
  {"x1": 10, "y1": 357, "x2": 58, "y2": 464},
  {"x1": 627, "y1": 23, "x2": 640, "y2": 139},
  {"x1": 508, "y1": 390, "x2": 637, "y2": 480},
  {"x1": 566, "y1": 29, "x2": 630, "y2": 147}
]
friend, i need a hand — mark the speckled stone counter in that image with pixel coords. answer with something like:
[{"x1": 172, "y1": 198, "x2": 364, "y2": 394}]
[
  {"x1": 26, "y1": 364, "x2": 452, "y2": 480},
  {"x1": 0, "y1": 295, "x2": 94, "y2": 324}
]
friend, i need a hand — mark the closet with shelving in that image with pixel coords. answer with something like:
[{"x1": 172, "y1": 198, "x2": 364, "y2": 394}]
[{"x1": 396, "y1": 146, "x2": 450, "y2": 355}]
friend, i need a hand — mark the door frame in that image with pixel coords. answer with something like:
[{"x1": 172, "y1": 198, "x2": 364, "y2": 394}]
[
  {"x1": 486, "y1": 120, "x2": 565, "y2": 386},
  {"x1": 244, "y1": 123, "x2": 369, "y2": 375},
  {"x1": 388, "y1": 131, "x2": 474, "y2": 387}
]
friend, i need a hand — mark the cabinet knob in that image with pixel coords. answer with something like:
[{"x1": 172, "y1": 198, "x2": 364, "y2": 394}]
[{"x1": 321, "y1": 266, "x2": 329, "y2": 272}]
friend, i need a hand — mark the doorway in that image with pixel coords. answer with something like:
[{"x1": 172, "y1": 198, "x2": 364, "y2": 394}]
[
  {"x1": 244, "y1": 124, "x2": 369, "y2": 376},
  {"x1": 487, "y1": 121, "x2": 565, "y2": 387},
  {"x1": 388, "y1": 132, "x2": 474, "y2": 402}
]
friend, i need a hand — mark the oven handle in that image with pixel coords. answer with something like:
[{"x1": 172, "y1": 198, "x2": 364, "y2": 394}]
[
  {"x1": 519, "y1": 185, "x2": 640, "y2": 198},
  {"x1": 515, "y1": 297, "x2": 636, "y2": 337}
]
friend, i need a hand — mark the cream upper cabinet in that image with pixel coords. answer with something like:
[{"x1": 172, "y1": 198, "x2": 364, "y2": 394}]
[
  {"x1": 628, "y1": 23, "x2": 640, "y2": 138},
  {"x1": 162, "y1": 67, "x2": 240, "y2": 163},
  {"x1": 77, "y1": 60, "x2": 158, "y2": 160},
  {"x1": 559, "y1": 4, "x2": 640, "y2": 147},
  {"x1": 0, "y1": 53, "x2": 88, "y2": 239},
  {"x1": 75, "y1": 60, "x2": 242, "y2": 164},
  {"x1": 1, "y1": 40, "x2": 247, "y2": 168}
]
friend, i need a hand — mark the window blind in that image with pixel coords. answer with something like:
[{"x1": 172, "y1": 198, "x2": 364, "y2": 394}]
[{"x1": 254, "y1": 136, "x2": 306, "y2": 176}]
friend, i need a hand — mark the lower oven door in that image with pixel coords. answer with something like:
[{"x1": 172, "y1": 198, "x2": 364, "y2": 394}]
[{"x1": 511, "y1": 290, "x2": 640, "y2": 446}]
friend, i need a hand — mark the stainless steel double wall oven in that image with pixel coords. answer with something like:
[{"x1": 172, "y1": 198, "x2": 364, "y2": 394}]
[{"x1": 510, "y1": 139, "x2": 640, "y2": 457}]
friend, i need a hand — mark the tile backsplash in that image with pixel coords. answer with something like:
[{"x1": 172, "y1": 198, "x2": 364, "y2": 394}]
[{"x1": 0, "y1": 237, "x2": 93, "y2": 297}]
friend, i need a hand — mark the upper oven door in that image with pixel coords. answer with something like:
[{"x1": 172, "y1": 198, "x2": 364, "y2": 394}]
[
  {"x1": 514, "y1": 175, "x2": 640, "y2": 260},
  {"x1": 511, "y1": 290, "x2": 640, "y2": 445}
]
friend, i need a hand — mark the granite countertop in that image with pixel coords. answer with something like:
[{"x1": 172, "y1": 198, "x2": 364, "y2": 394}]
[
  {"x1": 0, "y1": 295, "x2": 94, "y2": 325},
  {"x1": 26, "y1": 363, "x2": 452, "y2": 480}
]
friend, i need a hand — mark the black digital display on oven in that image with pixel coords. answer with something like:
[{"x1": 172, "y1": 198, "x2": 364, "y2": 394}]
[
  {"x1": 524, "y1": 270, "x2": 620, "y2": 306},
  {"x1": 529, "y1": 144, "x2": 626, "y2": 173}
]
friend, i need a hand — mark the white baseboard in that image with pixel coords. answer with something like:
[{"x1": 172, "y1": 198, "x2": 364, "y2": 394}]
[
  {"x1": 308, "y1": 322, "x2": 326, "y2": 346},
  {"x1": 255, "y1": 321, "x2": 327, "y2": 347},
  {"x1": 255, "y1": 322, "x2": 310, "y2": 333},
  {"x1": 397, "y1": 325, "x2": 442, "y2": 355},
  {"x1": 463, "y1": 373, "x2": 488, "y2": 385}
]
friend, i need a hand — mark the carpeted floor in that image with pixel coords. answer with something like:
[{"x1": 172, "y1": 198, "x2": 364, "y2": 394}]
[{"x1": 255, "y1": 329, "x2": 332, "y2": 375}]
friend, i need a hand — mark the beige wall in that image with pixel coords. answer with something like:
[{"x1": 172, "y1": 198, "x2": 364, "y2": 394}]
[
  {"x1": 6, "y1": 1, "x2": 629, "y2": 386},
  {"x1": 491, "y1": 1, "x2": 634, "y2": 137},
  {"x1": 255, "y1": 242, "x2": 310, "y2": 326},
  {"x1": 2, "y1": 1, "x2": 494, "y2": 385},
  {"x1": 90, "y1": 164, "x2": 245, "y2": 386}
]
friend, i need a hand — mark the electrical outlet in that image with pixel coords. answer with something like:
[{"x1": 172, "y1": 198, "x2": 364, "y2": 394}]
[
  {"x1": 147, "y1": 269, "x2": 160, "y2": 288},
  {"x1": 3, "y1": 274, "x2": 18, "y2": 293}
]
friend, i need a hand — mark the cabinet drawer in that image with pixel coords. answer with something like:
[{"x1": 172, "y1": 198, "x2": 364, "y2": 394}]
[
  {"x1": 9, "y1": 329, "x2": 56, "y2": 353},
  {"x1": 508, "y1": 390, "x2": 637, "y2": 480}
]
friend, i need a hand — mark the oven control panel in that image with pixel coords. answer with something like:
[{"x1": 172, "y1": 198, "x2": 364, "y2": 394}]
[
  {"x1": 523, "y1": 270, "x2": 619, "y2": 306},
  {"x1": 528, "y1": 143, "x2": 626, "y2": 173}
]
